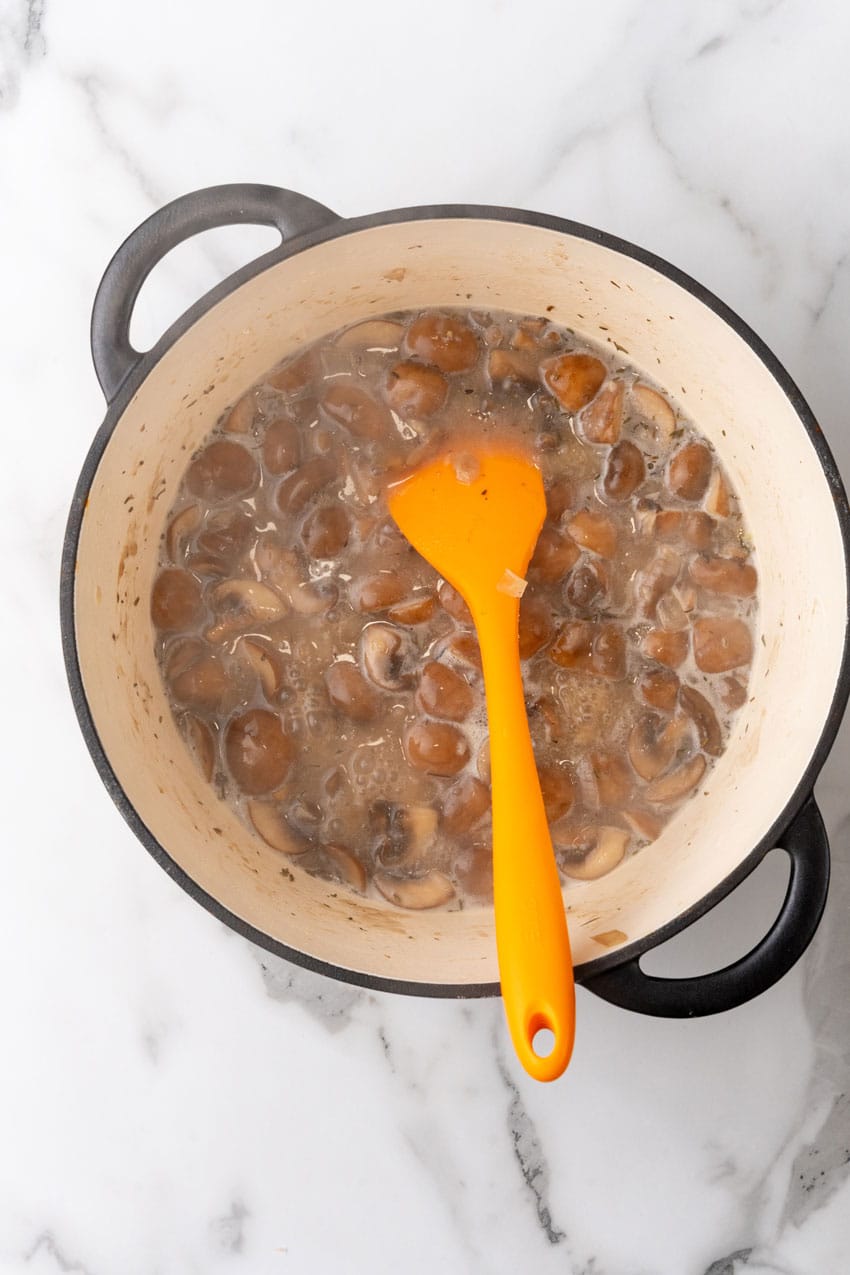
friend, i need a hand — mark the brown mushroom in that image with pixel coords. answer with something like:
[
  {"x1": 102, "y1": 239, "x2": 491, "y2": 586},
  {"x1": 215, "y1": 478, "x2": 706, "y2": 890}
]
[
  {"x1": 623, "y1": 808, "x2": 664, "y2": 841},
  {"x1": 301, "y1": 504, "x2": 350, "y2": 558},
  {"x1": 645, "y1": 753, "x2": 706, "y2": 804},
  {"x1": 384, "y1": 361, "x2": 448, "y2": 417},
  {"x1": 567, "y1": 509, "x2": 617, "y2": 558},
  {"x1": 638, "y1": 667, "x2": 680, "y2": 712},
  {"x1": 359, "y1": 622, "x2": 416, "y2": 691},
  {"x1": 721, "y1": 676, "x2": 748, "y2": 710},
  {"x1": 404, "y1": 720, "x2": 470, "y2": 776},
  {"x1": 590, "y1": 751, "x2": 634, "y2": 806},
  {"x1": 405, "y1": 313, "x2": 479, "y2": 373},
  {"x1": 325, "y1": 662, "x2": 381, "y2": 721},
  {"x1": 564, "y1": 559, "x2": 609, "y2": 610},
  {"x1": 226, "y1": 710, "x2": 294, "y2": 795},
  {"x1": 668, "y1": 442, "x2": 713, "y2": 501},
  {"x1": 545, "y1": 476, "x2": 574, "y2": 522},
  {"x1": 488, "y1": 347, "x2": 538, "y2": 386},
  {"x1": 603, "y1": 440, "x2": 645, "y2": 502},
  {"x1": 238, "y1": 637, "x2": 283, "y2": 698},
  {"x1": 634, "y1": 549, "x2": 681, "y2": 618},
  {"x1": 529, "y1": 526, "x2": 581, "y2": 582},
  {"x1": 266, "y1": 351, "x2": 315, "y2": 394},
  {"x1": 350, "y1": 572, "x2": 410, "y2": 613},
  {"x1": 169, "y1": 651, "x2": 230, "y2": 711},
  {"x1": 441, "y1": 775, "x2": 490, "y2": 837},
  {"x1": 319, "y1": 843, "x2": 368, "y2": 892},
  {"x1": 320, "y1": 383, "x2": 390, "y2": 442},
  {"x1": 689, "y1": 555, "x2": 757, "y2": 597},
  {"x1": 541, "y1": 353, "x2": 607, "y2": 412},
  {"x1": 185, "y1": 440, "x2": 258, "y2": 501},
  {"x1": 262, "y1": 418, "x2": 301, "y2": 474},
  {"x1": 151, "y1": 568, "x2": 204, "y2": 631},
  {"x1": 247, "y1": 800, "x2": 309, "y2": 853},
  {"x1": 276, "y1": 456, "x2": 335, "y2": 516},
  {"x1": 518, "y1": 594, "x2": 554, "y2": 659},
  {"x1": 205, "y1": 579, "x2": 287, "y2": 643},
  {"x1": 550, "y1": 620, "x2": 626, "y2": 679},
  {"x1": 578, "y1": 380, "x2": 624, "y2": 443},
  {"x1": 655, "y1": 510, "x2": 715, "y2": 550},
  {"x1": 222, "y1": 394, "x2": 255, "y2": 434},
  {"x1": 643, "y1": 627, "x2": 689, "y2": 669},
  {"x1": 560, "y1": 826, "x2": 629, "y2": 879},
  {"x1": 704, "y1": 468, "x2": 731, "y2": 517},
  {"x1": 165, "y1": 505, "x2": 202, "y2": 562},
  {"x1": 437, "y1": 579, "x2": 473, "y2": 625},
  {"x1": 631, "y1": 383, "x2": 676, "y2": 443},
  {"x1": 374, "y1": 870, "x2": 455, "y2": 910},
  {"x1": 336, "y1": 319, "x2": 404, "y2": 351},
  {"x1": 416, "y1": 661, "x2": 474, "y2": 722},
  {"x1": 678, "y1": 685, "x2": 722, "y2": 756},
  {"x1": 387, "y1": 593, "x2": 437, "y2": 625},
  {"x1": 628, "y1": 713, "x2": 677, "y2": 781},
  {"x1": 538, "y1": 763, "x2": 575, "y2": 822},
  {"x1": 693, "y1": 617, "x2": 753, "y2": 673}
]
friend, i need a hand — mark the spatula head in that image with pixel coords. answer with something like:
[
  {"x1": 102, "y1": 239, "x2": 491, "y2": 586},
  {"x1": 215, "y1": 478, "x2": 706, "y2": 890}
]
[{"x1": 387, "y1": 449, "x2": 546, "y2": 613}]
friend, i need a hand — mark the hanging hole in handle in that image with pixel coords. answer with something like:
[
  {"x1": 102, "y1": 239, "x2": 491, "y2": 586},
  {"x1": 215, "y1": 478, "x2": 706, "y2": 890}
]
[
  {"x1": 640, "y1": 848, "x2": 790, "y2": 978},
  {"x1": 128, "y1": 222, "x2": 284, "y2": 354},
  {"x1": 532, "y1": 1027, "x2": 556, "y2": 1059}
]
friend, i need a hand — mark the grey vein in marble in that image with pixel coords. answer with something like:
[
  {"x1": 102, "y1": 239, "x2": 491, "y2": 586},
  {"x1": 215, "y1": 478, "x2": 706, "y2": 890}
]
[
  {"x1": 256, "y1": 953, "x2": 364, "y2": 1032},
  {"x1": 0, "y1": 0, "x2": 46, "y2": 108},
  {"x1": 24, "y1": 1231, "x2": 92, "y2": 1275},
  {"x1": 210, "y1": 1199, "x2": 250, "y2": 1255}
]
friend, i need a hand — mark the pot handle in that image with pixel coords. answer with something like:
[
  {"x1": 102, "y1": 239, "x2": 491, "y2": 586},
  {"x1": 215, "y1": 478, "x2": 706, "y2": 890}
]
[
  {"x1": 90, "y1": 184, "x2": 340, "y2": 402},
  {"x1": 581, "y1": 795, "x2": 830, "y2": 1017}
]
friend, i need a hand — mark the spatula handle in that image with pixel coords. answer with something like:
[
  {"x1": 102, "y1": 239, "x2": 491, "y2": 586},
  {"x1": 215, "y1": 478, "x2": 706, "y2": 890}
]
[{"x1": 477, "y1": 595, "x2": 575, "y2": 1082}]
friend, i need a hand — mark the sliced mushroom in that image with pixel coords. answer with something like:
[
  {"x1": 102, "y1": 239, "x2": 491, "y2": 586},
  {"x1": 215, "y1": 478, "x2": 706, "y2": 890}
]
[
  {"x1": 374, "y1": 870, "x2": 455, "y2": 910},
  {"x1": 350, "y1": 571, "x2": 410, "y2": 612},
  {"x1": 477, "y1": 737, "x2": 491, "y2": 783},
  {"x1": 276, "y1": 456, "x2": 335, "y2": 516},
  {"x1": 654, "y1": 509, "x2": 715, "y2": 550},
  {"x1": 564, "y1": 559, "x2": 609, "y2": 610},
  {"x1": 442, "y1": 632, "x2": 482, "y2": 669},
  {"x1": 182, "y1": 714, "x2": 215, "y2": 781},
  {"x1": 631, "y1": 383, "x2": 676, "y2": 443},
  {"x1": 538, "y1": 763, "x2": 575, "y2": 822},
  {"x1": 359, "y1": 622, "x2": 415, "y2": 690},
  {"x1": 638, "y1": 667, "x2": 680, "y2": 712},
  {"x1": 226, "y1": 710, "x2": 294, "y2": 795},
  {"x1": 387, "y1": 593, "x2": 437, "y2": 625},
  {"x1": 645, "y1": 753, "x2": 706, "y2": 805},
  {"x1": 678, "y1": 685, "x2": 722, "y2": 756},
  {"x1": 404, "y1": 720, "x2": 470, "y2": 776},
  {"x1": 437, "y1": 579, "x2": 473, "y2": 625},
  {"x1": 206, "y1": 579, "x2": 287, "y2": 642},
  {"x1": 546, "y1": 476, "x2": 574, "y2": 522},
  {"x1": 441, "y1": 775, "x2": 490, "y2": 837},
  {"x1": 689, "y1": 555, "x2": 758, "y2": 597},
  {"x1": 165, "y1": 505, "x2": 201, "y2": 562},
  {"x1": 301, "y1": 504, "x2": 350, "y2": 558},
  {"x1": 266, "y1": 351, "x2": 316, "y2": 394},
  {"x1": 321, "y1": 843, "x2": 368, "y2": 891},
  {"x1": 561, "y1": 826, "x2": 629, "y2": 880},
  {"x1": 222, "y1": 394, "x2": 255, "y2": 434},
  {"x1": 185, "y1": 440, "x2": 258, "y2": 501},
  {"x1": 643, "y1": 627, "x2": 689, "y2": 669},
  {"x1": 262, "y1": 418, "x2": 301, "y2": 475},
  {"x1": 655, "y1": 591, "x2": 689, "y2": 631},
  {"x1": 668, "y1": 442, "x2": 713, "y2": 501},
  {"x1": 550, "y1": 620, "x2": 626, "y2": 679},
  {"x1": 529, "y1": 525, "x2": 581, "y2": 582},
  {"x1": 693, "y1": 617, "x2": 753, "y2": 673},
  {"x1": 541, "y1": 353, "x2": 607, "y2": 413},
  {"x1": 578, "y1": 380, "x2": 624, "y2": 443},
  {"x1": 456, "y1": 843, "x2": 493, "y2": 902},
  {"x1": 590, "y1": 751, "x2": 634, "y2": 805},
  {"x1": 416, "y1": 661, "x2": 474, "y2": 722},
  {"x1": 238, "y1": 637, "x2": 283, "y2": 698},
  {"x1": 247, "y1": 800, "x2": 309, "y2": 853},
  {"x1": 603, "y1": 440, "x2": 645, "y2": 502},
  {"x1": 320, "y1": 383, "x2": 390, "y2": 441},
  {"x1": 634, "y1": 548, "x2": 681, "y2": 618},
  {"x1": 151, "y1": 568, "x2": 204, "y2": 631},
  {"x1": 722, "y1": 676, "x2": 748, "y2": 710},
  {"x1": 567, "y1": 509, "x2": 617, "y2": 558},
  {"x1": 518, "y1": 594, "x2": 554, "y2": 659},
  {"x1": 325, "y1": 662, "x2": 381, "y2": 721},
  {"x1": 628, "y1": 713, "x2": 677, "y2": 781},
  {"x1": 335, "y1": 319, "x2": 404, "y2": 351},
  {"x1": 623, "y1": 808, "x2": 664, "y2": 841},
  {"x1": 170, "y1": 651, "x2": 230, "y2": 711},
  {"x1": 384, "y1": 360, "x2": 448, "y2": 417},
  {"x1": 488, "y1": 347, "x2": 538, "y2": 386},
  {"x1": 405, "y1": 313, "x2": 479, "y2": 373},
  {"x1": 194, "y1": 508, "x2": 255, "y2": 570},
  {"x1": 704, "y1": 467, "x2": 731, "y2": 517}
]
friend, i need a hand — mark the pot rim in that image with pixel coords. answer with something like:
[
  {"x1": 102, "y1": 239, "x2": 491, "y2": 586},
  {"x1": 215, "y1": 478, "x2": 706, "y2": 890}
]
[{"x1": 60, "y1": 201, "x2": 850, "y2": 997}]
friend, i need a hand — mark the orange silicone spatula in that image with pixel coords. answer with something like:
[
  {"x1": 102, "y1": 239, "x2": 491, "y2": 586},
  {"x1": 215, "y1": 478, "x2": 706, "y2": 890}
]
[{"x1": 388, "y1": 447, "x2": 575, "y2": 1082}]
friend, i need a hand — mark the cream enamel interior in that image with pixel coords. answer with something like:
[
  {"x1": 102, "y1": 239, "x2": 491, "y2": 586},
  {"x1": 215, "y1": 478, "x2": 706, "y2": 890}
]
[{"x1": 74, "y1": 217, "x2": 848, "y2": 985}]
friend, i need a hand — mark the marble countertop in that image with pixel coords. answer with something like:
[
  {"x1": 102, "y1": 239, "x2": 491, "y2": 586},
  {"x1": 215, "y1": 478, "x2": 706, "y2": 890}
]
[{"x1": 4, "y1": 1, "x2": 850, "y2": 1271}]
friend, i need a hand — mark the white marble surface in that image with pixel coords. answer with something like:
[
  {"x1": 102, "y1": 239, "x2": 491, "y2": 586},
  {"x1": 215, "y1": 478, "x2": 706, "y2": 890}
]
[{"x1": 3, "y1": 1, "x2": 850, "y2": 1271}]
